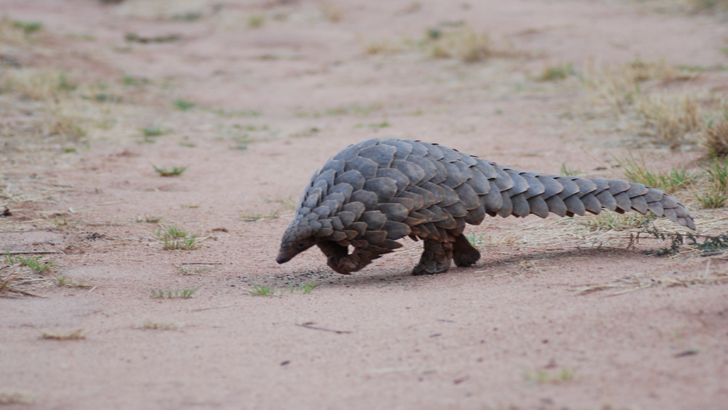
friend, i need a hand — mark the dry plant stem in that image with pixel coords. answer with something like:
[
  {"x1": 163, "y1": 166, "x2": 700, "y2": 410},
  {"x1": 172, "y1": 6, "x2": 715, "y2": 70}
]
[{"x1": 295, "y1": 323, "x2": 352, "y2": 334}]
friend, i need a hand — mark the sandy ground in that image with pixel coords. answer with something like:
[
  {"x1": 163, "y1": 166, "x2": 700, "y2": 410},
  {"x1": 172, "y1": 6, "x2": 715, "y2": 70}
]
[{"x1": 1, "y1": 0, "x2": 728, "y2": 409}]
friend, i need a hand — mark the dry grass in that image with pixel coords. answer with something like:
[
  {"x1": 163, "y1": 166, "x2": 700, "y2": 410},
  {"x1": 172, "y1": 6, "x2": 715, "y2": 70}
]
[
  {"x1": 428, "y1": 26, "x2": 521, "y2": 63},
  {"x1": 689, "y1": 0, "x2": 728, "y2": 12},
  {"x1": 574, "y1": 263, "x2": 728, "y2": 296},
  {"x1": 135, "y1": 321, "x2": 179, "y2": 330},
  {"x1": 365, "y1": 39, "x2": 406, "y2": 55},
  {"x1": 579, "y1": 59, "x2": 728, "y2": 153},
  {"x1": 40, "y1": 329, "x2": 85, "y2": 340},
  {"x1": 636, "y1": 95, "x2": 701, "y2": 149},
  {"x1": 0, "y1": 388, "x2": 35, "y2": 405},
  {"x1": 0, "y1": 69, "x2": 70, "y2": 100},
  {"x1": 699, "y1": 106, "x2": 728, "y2": 156},
  {"x1": 56, "y1": 275, "x2": 92, "y2": 288},
  {"x1": 0, "y1": 67, "x2": 141, "y2": 168},
  {"x1": 45, "y1": 101, "x2": 88, "y2": 140},
  {"x1": 111, "y1": 0, "x2": 213, "y2": 19},
  {"x1": 321, "y1": 3, "x2": 343, "y2": 22},
  {"x1": 364, "y1": 25, "x2": 523, "y2": 62},
  {"x1": 0, "y1": 16, "x2": 42, "y2": 46},
  {"x1": 584, "y1": 59, "x2": 695, "y2": 116}
]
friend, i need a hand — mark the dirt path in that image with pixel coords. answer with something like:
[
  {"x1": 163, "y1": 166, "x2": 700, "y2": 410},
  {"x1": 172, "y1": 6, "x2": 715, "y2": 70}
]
[{"x1": 1, "y1": 1, "x2": 728, "y2": 409}]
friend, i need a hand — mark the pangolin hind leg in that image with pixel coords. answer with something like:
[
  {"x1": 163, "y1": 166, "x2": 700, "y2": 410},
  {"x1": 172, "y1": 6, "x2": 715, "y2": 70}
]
[
  {"x1": 452, "y1": 234, "x2": 481, "y2": 267},
  {"x1": 413, "y1": 240, "x2": 454, "y2": 275}
]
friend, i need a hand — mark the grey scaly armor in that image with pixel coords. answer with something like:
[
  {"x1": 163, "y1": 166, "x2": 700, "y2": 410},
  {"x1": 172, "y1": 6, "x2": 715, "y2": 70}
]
[{"x1": 276, "y1": 138, "x2": 695, "y2": 275}]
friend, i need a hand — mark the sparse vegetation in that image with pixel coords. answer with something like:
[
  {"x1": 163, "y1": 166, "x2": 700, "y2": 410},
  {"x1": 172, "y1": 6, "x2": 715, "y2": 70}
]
[
  {"x1": 125, "y1": 33, "x2": 181, "y2": 43},
  {"x1": 560, "y1": 163, "x2": 580, "y2": 177},
  {"x1": 583, "y1": 212, "x2": 656, "y2": 232},
  {"x1": 426, "y1": 25, "x2": 521, "y2": 63},
  {"x1": 579, "y1": 60, "x2": 727, "y2": 152},
  {"x1": 296, "y1": 103, "x2": 382, "y2": 118},
  {"x1": 171, "y1": 12, "x2": 203, "y2": 22},
  {"x1": 699, "y1": 110, "x2": 728, "y2": 157},
  {"x1": 122, "y1": 75, "x2": 149, "y2": 87},
  {"x1": 356, "y1": 121, "x2": 390, "y2": 128},
  {"x1": 153, "y1": 165, "x2": 188, "y2": 177},
  {"x1": 301, "y1": 281, "x2": 317, "y2": 294},
  {"x1": 0, "y1": 389, "x2": 35, "y2": 405},
  {"x1": 240, "y1": 212, "x2": 279, "y2": 222},
  {"x1": 1, "y1": 69, "x2": 75, "y2": 100},
  {"x1": 690, "y1": 0, "x2": 728, "y2": 12},
  {"x1": 695, "y1": 155, "x2": 728, "y2": 208},
  {"x1": 150, "y1": 288, "x2": 196, "y2": 299},
  {"x1": 174, "y1": 265, "x2": 209, "y2": 275},
  {"x1": 616, "y1": 157, "x2": 695, "y2": 194},
  {"x1": 248, "y1": 14, "x2": 266, "y2": 28},
  {"x1": 525, "y1": 368, "x2": 578, "y2": 384},
  {"x1": 40, "y1": 329, "x2": 85, "y2": 340},
  {"x1": 14, "y1": 255, "x2": 56, "y2": 274},
  {"x1": 290, "y1": 127, "x2": 321, "y2": 138},
  {"x1": 12, "y1": 20, "x2": 43, "y2": 35},
  {"x1": 637, "y1": 95, "x2": 701, "y2": 149},
  {"x1": 56, "y1": 276, "x2": 92, "y2": 288},
  {"x1": 365, "y1": 39, "x2": 405, "y2": 55},
  {"x1": 209, "y1": 108, "x2": 262, "y2": 118},
  {"x1": 321, "y1": 3, "x2": 343, "y2": 22},
  {"x1": 135, "y1": 214, "x2": 163, "y2": 223},
  {"x1": 173, "y1": 99, "x2": 196, "y2": 111},
  {"x1": 135, "y1": 321, "x2": 179, "y2": 330},
  {"x1": 539, "y1": 63, "x2": 576, "y2": 81},
  {"x1": 644, "y1": 229, "x2": 728, "y2": 257},
  {"x1": 249, "y1": 284, "x2": 275, "y2": 296},
  {"x1": 263, "y1": 197, "x2": 296, "y2": 211},
  {"x1": 142, "y1": 127, "x2": 164, "y2": 137},
  {"x1": 155, "y1": 225, "x2": 200, "y2": 250},
  {"x1": 467, "y1": 232, "x2": 484, "y2": 247}
]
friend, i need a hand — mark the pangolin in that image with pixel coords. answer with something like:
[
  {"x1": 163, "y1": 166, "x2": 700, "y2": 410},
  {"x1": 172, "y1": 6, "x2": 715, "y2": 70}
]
[{"x1": 276, "y1": 138, "x2": 695, "y2": 275}]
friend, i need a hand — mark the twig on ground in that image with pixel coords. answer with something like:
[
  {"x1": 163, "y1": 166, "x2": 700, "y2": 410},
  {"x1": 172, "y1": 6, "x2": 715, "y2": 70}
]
[
  {"x1": 5, "y1": 250, "x2": 63, "y2": 255},
  {"x1": 190, "y1": 303, "x2": 235, "y2": 312},
  {"x1": 295, "y1": 322, "x2": 351, "y2": 334}
]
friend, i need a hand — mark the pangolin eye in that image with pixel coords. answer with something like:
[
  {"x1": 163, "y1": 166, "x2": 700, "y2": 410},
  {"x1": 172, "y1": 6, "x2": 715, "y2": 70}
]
[{"x1": 296, "y1": 242, "x2": 306, "y2": 249}]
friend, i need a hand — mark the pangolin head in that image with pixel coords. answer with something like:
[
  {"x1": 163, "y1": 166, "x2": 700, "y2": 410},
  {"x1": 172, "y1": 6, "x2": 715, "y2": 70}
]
[{"x1": 276, "y1": 215, "x2": 319, "y2": 264}]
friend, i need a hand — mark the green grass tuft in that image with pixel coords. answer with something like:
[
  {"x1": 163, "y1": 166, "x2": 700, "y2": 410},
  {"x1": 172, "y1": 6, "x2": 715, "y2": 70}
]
[
  {"x1": 249, "y1": 284, "x2": 275, "y2": 296},
  {"x1": 56, "y1": 276, "x2": 92, "y2": 288},
  {"x1": 616, "y1": 157, "x2": 695, "y2": 194},
  {"x1": 173, "y1": 99, "x2": 196, "y2": 111},
  {"x1": 150, "y1": 288, "x2": 196, "y2": 299},
  {"x1": 142, "y1": 127, "x2": 164, "y2": 137},
  {"x1": 538, "y1": 63, "x2": 575, "y2": 81},
  {"x1": 301, "y1": 281, "x2": 317, "y2": 294},
  {"x1": 467, "y1": 233, "x2": 484, "y2": 247},
  {"x1": 525, "y1": 368, "x2": 578, "y2": 384},
  {"x1": 560, "y1": 163, "x2": 580, "y2": 177},
  {"x1": 14, "y1": 255, "x2": 56, "y2": 274},
  {"x1": 13, "y1": 20, "x2": 43, "y2": 34},
  {"x1": 155, "y1": 225, "x2": 199, "y2": 250},
  {"x1": 583, "y1": 212, "x2": 655, "y2": 232},
  {"x1": 153, "y1": 165, "x2": 188, "y2": 177},
  {"x1": 248, "y1": 14, "x2": 266, "y2": 28},
  {"x1": 695, "y1": 155, "x2": 728, "y2": 208}
]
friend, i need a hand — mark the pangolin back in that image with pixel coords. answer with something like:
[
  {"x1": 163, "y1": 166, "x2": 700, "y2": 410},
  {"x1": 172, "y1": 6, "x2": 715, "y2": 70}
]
[{"x1": 276, "y1": 138, "x2": 695, "y2": 275}]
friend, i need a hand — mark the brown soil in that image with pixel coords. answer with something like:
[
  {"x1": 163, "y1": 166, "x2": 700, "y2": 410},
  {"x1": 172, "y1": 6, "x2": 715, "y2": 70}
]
[{"x1": 1, "y1": 1, "x2": 728, "y2": 409}]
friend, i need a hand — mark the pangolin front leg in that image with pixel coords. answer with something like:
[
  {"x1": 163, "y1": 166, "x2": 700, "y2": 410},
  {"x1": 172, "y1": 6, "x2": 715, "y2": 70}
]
[
  {"x1": 316, "y1": 241, "x2": 378, "y2": 275},
  {"x1": 413, "y1": 240, "x2": 454, "y2": 275}
]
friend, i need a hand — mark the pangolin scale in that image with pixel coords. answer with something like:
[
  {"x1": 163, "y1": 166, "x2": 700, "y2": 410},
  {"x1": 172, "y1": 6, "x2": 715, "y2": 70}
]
[{"x1": 276, "y1": 138, "x2": 695, "y2": 275}]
